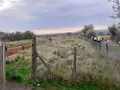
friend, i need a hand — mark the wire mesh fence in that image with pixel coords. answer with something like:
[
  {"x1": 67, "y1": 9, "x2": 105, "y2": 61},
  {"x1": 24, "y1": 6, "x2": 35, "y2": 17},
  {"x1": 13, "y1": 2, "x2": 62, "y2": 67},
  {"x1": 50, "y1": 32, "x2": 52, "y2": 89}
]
[
  {"x1": 84, "y1": 37, "x2": 120, "y2": 60},
  {"x1": 33, "y1": 36, "x2": 120, "y2": 88}
]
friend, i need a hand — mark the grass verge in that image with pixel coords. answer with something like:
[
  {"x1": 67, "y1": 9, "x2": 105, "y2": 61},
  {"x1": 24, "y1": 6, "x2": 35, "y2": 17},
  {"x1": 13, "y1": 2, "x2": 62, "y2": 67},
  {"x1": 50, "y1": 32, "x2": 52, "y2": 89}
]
[{"x1": 6, "y1": 57, "x2": 116, "y2": 90}]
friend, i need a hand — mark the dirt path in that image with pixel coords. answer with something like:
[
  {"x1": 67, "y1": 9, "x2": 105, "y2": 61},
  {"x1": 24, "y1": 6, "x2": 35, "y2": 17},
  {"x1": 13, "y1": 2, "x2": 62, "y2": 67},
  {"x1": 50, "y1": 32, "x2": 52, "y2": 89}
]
[
  {"x1": 0, "y1": 82, "x2": 31, "y2": 90},
  {"x1": 0, "y1": 81, "x2": 45, "y2": 90}
]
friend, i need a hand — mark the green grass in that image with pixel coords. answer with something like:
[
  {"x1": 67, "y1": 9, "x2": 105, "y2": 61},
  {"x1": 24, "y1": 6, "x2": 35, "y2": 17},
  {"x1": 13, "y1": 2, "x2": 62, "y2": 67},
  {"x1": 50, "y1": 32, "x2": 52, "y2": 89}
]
[
  {"x1": 6, "y1": 39, "x2": 32, "y2": 48},
  {"x1": 27, "y1": 78, "x2": 109, "y2": 90},
  {"x1": 6, "y1": 56, "x2": 31, "y2": 85},
  {"x1": 6, "y1": 56, "x2": 110, "y2": 90},
  {"x1": 60, "y1": 40, "x2": 75, "y2": 45},
  {"x1": 6, "y1": 66, "x2": 30, "y2": 83}
]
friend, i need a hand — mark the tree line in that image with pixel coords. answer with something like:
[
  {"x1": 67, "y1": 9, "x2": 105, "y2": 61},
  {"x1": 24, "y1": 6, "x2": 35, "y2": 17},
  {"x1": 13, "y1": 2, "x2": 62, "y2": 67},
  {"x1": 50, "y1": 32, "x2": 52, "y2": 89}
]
[
  {"x1": 80, "y1": 23, "x2": 120, "y2": 43},
  {"x1": 1, "y1": 31, "x2": 35, "y2": 41}
]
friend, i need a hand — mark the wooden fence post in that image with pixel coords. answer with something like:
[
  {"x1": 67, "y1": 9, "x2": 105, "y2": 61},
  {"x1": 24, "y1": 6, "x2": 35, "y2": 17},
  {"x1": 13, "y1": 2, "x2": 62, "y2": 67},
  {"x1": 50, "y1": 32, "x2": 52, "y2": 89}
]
[
  {"x1": 0, "y1": 42, "x2": 6, "y2": 88},
  {"x1": 99, "y1": 43, "x2": 101, "y2": 51},
  {"x1": 106, "y1": 43, "x2": 109, "y2": 55},
  {"x1": 31, "y1": 37, "x2": 37, "y2": 78},
  {"x1": 72, "y1": 46, "x2": 77, "y2": 81},
  {"x1": 94, "y1": 42, "x2": 97, "y2": 50}
]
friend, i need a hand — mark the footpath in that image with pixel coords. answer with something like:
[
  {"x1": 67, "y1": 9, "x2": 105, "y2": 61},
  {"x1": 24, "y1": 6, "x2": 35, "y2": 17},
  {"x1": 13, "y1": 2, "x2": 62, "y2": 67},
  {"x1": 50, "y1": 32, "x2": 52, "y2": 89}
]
[{"x1": 0, "y1": 82, "x2": 30, "y2": 90}]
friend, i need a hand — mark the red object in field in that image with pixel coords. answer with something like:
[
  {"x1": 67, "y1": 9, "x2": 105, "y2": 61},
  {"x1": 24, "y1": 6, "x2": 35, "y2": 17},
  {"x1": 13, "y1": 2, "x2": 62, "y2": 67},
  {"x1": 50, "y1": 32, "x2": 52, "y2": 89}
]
[
  {"x1": 5, "y1": 40, "x2": 49, "y2": 57},
  {"x1": 6, "y1": 44, "x2": 32, "y2": 57}
]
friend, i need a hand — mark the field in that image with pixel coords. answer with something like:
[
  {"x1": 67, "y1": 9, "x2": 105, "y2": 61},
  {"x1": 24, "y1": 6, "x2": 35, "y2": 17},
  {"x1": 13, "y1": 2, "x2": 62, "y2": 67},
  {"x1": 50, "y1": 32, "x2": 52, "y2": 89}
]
[
  {"x1": 5, "y1": 39, "x2": 32, "y2": 48},
  {"x1": 102, "y1": 35, "x2": 110, "y2": 41},
  {"x1": 6, "y1": 36, "x2": 120, "y2": 90}
]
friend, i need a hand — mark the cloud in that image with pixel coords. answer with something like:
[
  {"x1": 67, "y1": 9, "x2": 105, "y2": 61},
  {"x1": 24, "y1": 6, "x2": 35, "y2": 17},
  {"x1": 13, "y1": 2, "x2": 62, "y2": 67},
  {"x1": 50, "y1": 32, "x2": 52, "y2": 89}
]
[
  {"x1": 0, "y1": 0, "x2": 20, "y2": 11},
  {"x1": 0, "y1": 0, "x2": 116, "y2": 31}
]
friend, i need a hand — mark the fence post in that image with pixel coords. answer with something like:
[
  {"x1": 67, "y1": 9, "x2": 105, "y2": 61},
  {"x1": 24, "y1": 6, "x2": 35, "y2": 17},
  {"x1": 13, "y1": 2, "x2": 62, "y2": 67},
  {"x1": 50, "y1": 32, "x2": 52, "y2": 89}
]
[
  {"x1": 106, "y1": 43, "x2": 109, "y2": 55},
  {"x1": 99, "y1": 43, "x2": 101, "y2": 51},
  {"x1": 31, "y1": 37, "x2": 37, "y2": 78},
  {"x1": 0, "y1": 42, "x2": 6, "y2": 88},
  {"x1": 94, "y1": 42, "x2": 97, "y2": 50},
  {"x1": 72, "y1": 46, "x2": 77, "y2": 81}
]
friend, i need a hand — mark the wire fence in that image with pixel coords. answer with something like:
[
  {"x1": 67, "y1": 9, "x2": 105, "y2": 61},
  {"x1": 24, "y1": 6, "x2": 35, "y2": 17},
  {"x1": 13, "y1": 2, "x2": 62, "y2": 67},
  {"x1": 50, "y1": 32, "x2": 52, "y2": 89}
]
[
  {"x1": 32, "y1": 36, "x2": 120, "y2": 88},
  {"x1": 82, "y1": 37, "x2": 120, "y2": 60}
]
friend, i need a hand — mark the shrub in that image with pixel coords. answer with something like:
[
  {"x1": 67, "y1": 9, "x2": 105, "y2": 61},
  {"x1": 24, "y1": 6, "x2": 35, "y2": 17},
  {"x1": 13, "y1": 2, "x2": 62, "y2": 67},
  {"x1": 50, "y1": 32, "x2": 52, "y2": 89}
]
[
  {"x1": 48, "y1": 59, "x2": 55, "y2": 63},
  {"x1": 86, "y1": 30, "x2": 96, "y2": 38},
  {"x1": 6, "y1": 60, "x2": 10, "y2": 64},
  {"x1": 66, "y1": 59, "x2": 72, "y2": 66}
]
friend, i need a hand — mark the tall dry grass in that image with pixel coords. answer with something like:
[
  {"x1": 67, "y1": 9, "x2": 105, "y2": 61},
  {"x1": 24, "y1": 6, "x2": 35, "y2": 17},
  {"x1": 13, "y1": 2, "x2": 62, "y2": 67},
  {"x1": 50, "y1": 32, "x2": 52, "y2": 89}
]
[
  {"x1": 35, "y1": 36, "x2": 120, "y2": 88},
  {"x1": 8, "y1": 36, "x2": 119, "y2": 88}
]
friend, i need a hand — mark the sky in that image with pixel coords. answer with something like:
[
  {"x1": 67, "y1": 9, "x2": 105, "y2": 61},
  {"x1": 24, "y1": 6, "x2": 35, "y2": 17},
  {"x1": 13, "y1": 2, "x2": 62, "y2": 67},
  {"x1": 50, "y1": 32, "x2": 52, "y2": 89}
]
[{"x1": 0, "y1": 0, "x2": 119, "y2": 35}]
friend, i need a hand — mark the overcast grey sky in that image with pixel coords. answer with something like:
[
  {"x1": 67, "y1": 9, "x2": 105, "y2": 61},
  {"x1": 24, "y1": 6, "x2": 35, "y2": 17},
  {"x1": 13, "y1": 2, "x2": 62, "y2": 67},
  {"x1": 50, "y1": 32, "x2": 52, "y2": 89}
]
[{"x1": 0, "y1": 0, "x2": 119, "y2": 34}]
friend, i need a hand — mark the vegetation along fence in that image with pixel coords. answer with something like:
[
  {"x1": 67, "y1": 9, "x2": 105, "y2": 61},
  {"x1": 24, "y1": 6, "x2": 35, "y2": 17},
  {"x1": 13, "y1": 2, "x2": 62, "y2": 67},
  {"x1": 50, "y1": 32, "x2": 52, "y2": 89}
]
[
  {"x1": 31, "y1": 36, "x2": 120, "y2": 89},
  {"x1": 82, "y1": 37, "x2": 120, "y2": 60}
]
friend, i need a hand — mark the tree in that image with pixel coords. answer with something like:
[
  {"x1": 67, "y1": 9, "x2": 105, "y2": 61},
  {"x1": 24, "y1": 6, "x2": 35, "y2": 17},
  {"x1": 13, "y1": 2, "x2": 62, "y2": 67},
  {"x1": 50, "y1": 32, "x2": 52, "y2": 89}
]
[
  {"x1": 82, "y1": 24, "x2": 94, "y2": 34},
  {"x1": 14, "y1": 31, "x2": 23, "y2": 40},
  {"x1": 106, "y1": 32, "x2": 112, "y2": 35},
  {"x1": 108, "y1": 24, "x2": 118, "y2": 36},
  {"x1": 98, "y1": 32, "x2": 105, "y2": 36},
  {"x1": 23, "y1": 31, "x2": 35, "y2": 39},
  {"x1": 2, "y1": 30, "x2": 35, "y2": 41},
  {"x1": 108, "y1": 0, "x2": 120, "y2": 43},
  {"x1": 108, "y1": 0, "x2": 120, "y2": 19},
  {"x1": 80, "y1": 24, "x2": 96, "y2": 38},
  {"x1": 117, "y1": 22, "x2": 120, "y2": 31},
  {"x1": 108, "y1": 24, "x2": 120, "y2": 42},
  {"x1": 86, "y1": 30, "x2": 96, "y2": 38}
]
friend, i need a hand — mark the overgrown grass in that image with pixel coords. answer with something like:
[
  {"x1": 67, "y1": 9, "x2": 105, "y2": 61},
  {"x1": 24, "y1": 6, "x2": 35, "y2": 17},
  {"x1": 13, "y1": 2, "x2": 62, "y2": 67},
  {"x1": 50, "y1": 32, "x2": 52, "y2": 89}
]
[
  {"x1": 6, "y1": 56, "x2": 110, "y2": 90},
  {"x1": 6, "y1": 66, "x2": 30, "y2": 83},
  {"x1": 25, "y1": 77, "x2": 120, "y2": 90},
  {"x1": 31, "y1": 78, "x2": 106, "y2": 90},
  {"x1": 6, "y1": 39, "x2": 32, "y2": 48},
  {"x1": 5, "y1": 37, "x2": 120, "y2": 90},
  {"x1": 36, "y1": 37, "x2": 120, "y2": 89},
  {"x1": 60, "y1": 39, "x2": 75, "y2": 45},
  {"x1": 6, "y1": 51, "x2": 31, "y2": 85}
]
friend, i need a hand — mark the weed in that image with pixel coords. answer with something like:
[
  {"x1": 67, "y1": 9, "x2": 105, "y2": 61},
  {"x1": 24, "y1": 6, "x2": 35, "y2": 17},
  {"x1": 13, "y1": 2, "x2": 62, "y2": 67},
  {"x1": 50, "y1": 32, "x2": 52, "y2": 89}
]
[
  {"x1": 27, "y1": 78, "x2": 40, "y2": 86},
  {"x1": 15, "y1": 57, "x2": 19, "y2": 62},
  {"x1": 53, "y1": 51, "x2": 57, "y2": 55},
  {"x1": 48, "y1": 59, "x2": 55, "y2": 63},
  {"x1": 66, "y1": 59, "x2": 72, "y2": 66},
  {"x1": 6, "y1": 66, "x2": 30, "y2": 83},
  {"x1": 6, "y1": 60, "x2": 10, "y2": 64},
  {"x1": 29, "y1": 78, "x2": 109, "y2": 90}
]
